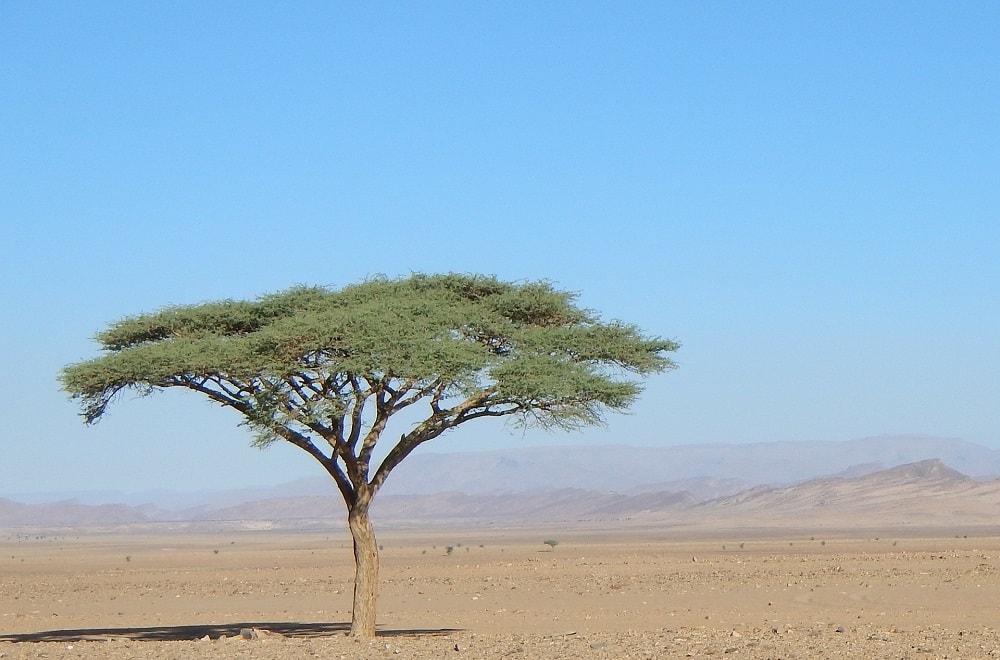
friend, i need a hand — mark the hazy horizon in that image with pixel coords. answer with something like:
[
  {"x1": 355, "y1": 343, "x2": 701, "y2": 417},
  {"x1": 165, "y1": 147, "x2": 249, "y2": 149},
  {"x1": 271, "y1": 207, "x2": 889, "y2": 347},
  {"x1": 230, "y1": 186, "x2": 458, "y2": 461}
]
[{"x1": 3, "y1": 433, "x2": 990, "y2": 504}]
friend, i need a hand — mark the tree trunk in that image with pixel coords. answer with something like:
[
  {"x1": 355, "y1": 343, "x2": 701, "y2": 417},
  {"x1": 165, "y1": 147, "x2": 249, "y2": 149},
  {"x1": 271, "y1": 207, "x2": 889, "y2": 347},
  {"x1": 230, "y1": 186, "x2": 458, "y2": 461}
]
[{"x1": 348, "y1": 503, "x2": 379, "y2": 637}]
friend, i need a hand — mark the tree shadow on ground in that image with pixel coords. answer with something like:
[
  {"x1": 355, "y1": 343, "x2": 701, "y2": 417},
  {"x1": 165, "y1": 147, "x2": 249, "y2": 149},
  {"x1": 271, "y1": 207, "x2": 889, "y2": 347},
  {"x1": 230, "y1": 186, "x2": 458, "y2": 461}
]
[{"x1": 0, "y1": 621, "x2": 461, "y2": 643}]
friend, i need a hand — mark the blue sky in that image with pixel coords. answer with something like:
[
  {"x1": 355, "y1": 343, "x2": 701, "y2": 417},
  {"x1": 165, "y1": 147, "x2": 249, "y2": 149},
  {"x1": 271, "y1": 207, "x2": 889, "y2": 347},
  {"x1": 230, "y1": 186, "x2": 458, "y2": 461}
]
[{"x1": 2, "y1": 2, "x2": 997, "y2": 495}]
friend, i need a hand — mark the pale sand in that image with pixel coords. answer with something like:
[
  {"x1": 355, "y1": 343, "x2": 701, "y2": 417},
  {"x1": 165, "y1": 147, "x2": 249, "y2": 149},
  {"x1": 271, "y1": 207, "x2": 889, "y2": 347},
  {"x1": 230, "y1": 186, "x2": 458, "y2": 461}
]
[{"x1": 2, "y1": 526, "x2": 999, "y2": 658}]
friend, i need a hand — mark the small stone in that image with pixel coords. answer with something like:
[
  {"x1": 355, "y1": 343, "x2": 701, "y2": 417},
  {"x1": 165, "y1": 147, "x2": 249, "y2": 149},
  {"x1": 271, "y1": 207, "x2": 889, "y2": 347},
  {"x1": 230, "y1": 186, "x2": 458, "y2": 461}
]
[
  {"x1": 454, "y1": 643, "x2": 462, "y2": 651},
  {"x1": 835, "y1": 627, "x2": 845, "y2": 633}
]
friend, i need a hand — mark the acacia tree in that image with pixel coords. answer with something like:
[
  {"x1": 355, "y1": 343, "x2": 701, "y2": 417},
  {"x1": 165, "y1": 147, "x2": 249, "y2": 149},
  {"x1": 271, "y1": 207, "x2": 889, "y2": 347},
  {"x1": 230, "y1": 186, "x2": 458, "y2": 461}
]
[{"x1": 61, "y1": 273, "x2": 678, "y2": 637}]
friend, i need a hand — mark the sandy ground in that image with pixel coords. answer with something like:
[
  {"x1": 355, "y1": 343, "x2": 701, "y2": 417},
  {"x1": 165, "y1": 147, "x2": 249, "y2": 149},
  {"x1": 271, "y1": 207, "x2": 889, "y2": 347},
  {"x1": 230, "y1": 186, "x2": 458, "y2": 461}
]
[{"x1": 2, "y1": 525, "x2": 1000, "y2": 658}]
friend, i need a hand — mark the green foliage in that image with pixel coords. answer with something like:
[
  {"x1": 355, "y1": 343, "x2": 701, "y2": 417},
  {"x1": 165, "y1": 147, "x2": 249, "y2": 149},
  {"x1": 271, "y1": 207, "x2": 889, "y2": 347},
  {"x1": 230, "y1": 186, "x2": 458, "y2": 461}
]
[
  {"x1": 61, "y1": 273, "x2": 678, "y2": 498},
  {"x1": 543, "y1": 539, "x2": 559, "y2": 549}
]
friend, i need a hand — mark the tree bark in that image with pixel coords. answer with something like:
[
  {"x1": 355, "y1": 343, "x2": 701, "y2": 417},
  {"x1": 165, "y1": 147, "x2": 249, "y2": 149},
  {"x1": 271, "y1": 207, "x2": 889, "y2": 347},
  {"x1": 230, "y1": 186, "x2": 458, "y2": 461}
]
[{"x1": 348, "y1": 502, "x2": 379, "y2": 637}]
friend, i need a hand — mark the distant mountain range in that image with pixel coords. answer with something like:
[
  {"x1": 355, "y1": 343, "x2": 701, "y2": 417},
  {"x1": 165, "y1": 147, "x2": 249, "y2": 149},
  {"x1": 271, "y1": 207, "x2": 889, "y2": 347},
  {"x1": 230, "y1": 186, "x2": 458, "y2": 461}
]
[
  {"x1": 3, "y1": 435, "x2": 1000, "y2": 532},
  {"x1": 377, "y1": 433, "x2": 1000, "y2": 495}
]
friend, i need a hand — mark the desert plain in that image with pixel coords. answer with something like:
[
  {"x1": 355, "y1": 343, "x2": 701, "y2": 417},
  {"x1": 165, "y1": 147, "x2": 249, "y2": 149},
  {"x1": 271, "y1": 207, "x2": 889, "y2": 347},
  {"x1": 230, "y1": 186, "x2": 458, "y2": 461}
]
[{"x1": 3, "y1": 522, "x2": 1000, "y2": 659}]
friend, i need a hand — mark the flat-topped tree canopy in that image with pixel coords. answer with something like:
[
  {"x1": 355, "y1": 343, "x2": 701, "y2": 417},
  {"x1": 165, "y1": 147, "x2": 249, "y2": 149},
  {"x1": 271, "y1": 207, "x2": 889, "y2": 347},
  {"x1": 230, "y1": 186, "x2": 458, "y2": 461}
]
[
  {"x1": 64, "y1": 273, "x2": 676, "y2": 460},
  {"x1": 62, "y1": 273, "x2": 679, "y2": 637}
]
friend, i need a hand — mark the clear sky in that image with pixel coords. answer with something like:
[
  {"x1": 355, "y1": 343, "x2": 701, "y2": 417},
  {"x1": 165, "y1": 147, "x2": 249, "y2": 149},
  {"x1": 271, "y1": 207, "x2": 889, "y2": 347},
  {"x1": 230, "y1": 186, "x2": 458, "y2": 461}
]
[{"x1": 2, "y1": 2, "x2": 997, "y2": 495}]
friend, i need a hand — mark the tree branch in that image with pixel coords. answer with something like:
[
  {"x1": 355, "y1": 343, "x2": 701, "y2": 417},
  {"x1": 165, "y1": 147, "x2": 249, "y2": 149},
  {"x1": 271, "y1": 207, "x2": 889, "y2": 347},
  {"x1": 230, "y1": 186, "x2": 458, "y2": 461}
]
[
  {"x1": 394, "y1": 378, "x2": 442, "y2": 411},
  {"x1": 345, "y1": 376, "x2": 368, "y2": 451},
  {"x1": 369, "y1": 387, "x2": 506, "y2": 495}
]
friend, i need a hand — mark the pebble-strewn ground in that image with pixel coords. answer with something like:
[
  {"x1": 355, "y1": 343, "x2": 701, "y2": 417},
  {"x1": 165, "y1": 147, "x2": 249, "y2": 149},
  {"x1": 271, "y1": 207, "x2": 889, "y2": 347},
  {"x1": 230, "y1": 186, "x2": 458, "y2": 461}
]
[
  {"x1": 3, "y1": 528, "x2": 1000, "y2": 658},
  {"x1": 4, "y1": 626, "x2": 1000, "y2": 659}
]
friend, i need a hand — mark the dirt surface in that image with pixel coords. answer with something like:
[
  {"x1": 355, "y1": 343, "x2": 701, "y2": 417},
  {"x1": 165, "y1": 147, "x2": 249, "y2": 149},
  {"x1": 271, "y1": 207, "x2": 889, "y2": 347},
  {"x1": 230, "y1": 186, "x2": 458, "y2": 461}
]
[{"x1": 3, "y1": 526, "x2": 1000, "y2": 658}]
